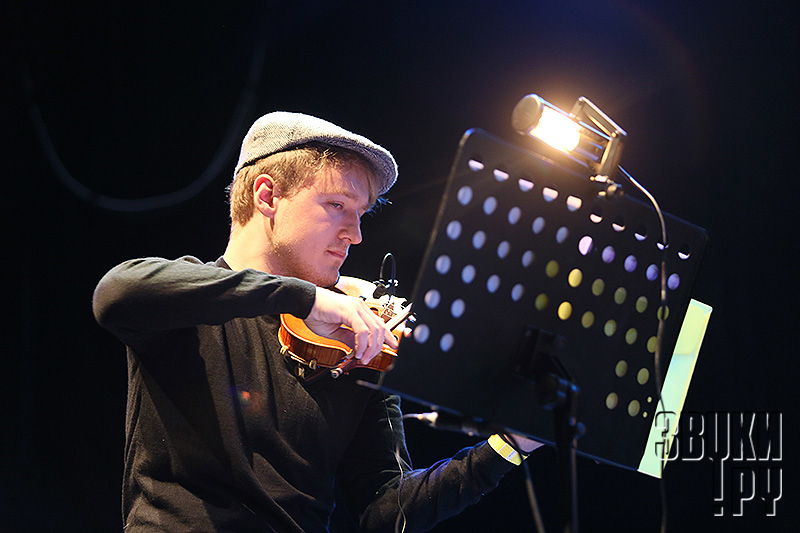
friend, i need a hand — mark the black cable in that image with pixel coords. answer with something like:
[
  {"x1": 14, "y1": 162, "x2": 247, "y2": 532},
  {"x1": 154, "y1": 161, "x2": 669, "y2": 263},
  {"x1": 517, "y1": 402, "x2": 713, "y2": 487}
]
[
  {"x1": 24, "y1": 37, "x2": 267, "y2": 212},
  {"x1": 374, "y1": 253, "x2": 398, "y2": 298},
  {"x1": 503, "y1": 433, "x2": 546, "y2": 533},
  {"x1": 522, "y1": 458, "x2": 547, "y2": 533},
  {"x1": 618, "y1": 166, "x2": 669, "y2": 533},
  {"x1": 379, "y1": 252, "x2": 396, "y2": 285}
]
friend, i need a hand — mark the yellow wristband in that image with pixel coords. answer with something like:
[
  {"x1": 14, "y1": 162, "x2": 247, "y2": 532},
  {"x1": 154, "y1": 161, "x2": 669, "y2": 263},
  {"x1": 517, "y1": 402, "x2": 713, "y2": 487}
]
[{"x1": 488, "y1": 434, "x2": 528, "y2": 466}]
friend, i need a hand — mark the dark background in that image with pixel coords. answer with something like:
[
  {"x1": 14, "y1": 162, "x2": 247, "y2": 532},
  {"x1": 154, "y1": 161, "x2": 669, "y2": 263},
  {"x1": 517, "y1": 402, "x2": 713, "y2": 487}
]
[{"x1": 4, "y1": 1, "x2": 798, "y2": 531}]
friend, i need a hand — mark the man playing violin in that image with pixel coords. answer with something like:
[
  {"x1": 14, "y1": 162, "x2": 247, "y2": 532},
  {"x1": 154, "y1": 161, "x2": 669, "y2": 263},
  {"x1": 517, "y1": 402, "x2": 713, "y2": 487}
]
[{"x1": 93, "y1": 111, "x2": 541, "y2": 532}]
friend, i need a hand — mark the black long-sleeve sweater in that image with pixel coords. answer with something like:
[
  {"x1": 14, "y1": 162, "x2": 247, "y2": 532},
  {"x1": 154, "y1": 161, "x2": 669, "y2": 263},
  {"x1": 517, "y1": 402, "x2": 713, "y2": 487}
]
[{"x1": 93, "y1": 256, "x2": 516, "y2": 532}]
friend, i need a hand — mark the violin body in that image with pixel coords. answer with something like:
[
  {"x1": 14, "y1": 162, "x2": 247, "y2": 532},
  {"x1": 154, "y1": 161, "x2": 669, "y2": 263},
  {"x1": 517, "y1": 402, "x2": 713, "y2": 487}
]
[{"x1": 278, "y1": 276, "x2": 411, "y2": 379}]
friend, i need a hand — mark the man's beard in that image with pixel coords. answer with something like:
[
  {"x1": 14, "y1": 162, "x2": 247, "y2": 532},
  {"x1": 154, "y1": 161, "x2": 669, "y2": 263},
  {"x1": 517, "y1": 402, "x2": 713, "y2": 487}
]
[{"x1": 270, "y1": 241, "x2": 340, "y2": 288}]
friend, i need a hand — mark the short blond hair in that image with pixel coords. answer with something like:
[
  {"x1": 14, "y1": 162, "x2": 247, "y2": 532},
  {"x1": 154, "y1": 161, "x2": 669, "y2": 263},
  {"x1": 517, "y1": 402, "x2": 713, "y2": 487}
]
[{"x1": 227, "y1": 143, "x2": 381, "y2": 226}]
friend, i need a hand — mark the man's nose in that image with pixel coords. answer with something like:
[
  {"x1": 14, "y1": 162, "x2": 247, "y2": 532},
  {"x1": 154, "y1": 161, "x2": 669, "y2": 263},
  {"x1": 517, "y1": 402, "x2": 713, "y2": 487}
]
[{"x1": 341, "y1": 211, "x2": 362, "y2": 245}]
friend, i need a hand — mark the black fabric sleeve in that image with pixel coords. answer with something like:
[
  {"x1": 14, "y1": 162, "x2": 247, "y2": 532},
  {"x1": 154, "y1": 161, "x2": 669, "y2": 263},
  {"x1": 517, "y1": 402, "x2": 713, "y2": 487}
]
[
  {"x1": 337, "y1": 394, "x2": 516, "y2": 533},
  {"x1": 92, "y1": 256, "x2": 316, "y2": 343}
]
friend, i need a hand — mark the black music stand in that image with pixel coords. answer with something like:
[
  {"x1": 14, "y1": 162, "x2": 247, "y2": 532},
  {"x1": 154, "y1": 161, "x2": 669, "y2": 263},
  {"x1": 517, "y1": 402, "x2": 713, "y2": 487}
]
[{"x1": 376, "y1": 128, "x2": 708, "y2": 531}]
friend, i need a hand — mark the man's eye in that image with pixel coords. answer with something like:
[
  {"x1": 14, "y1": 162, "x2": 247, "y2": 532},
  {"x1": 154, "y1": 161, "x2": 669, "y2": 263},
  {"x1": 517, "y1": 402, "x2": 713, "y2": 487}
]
[{"x1": 329, "y1": 202, "x2": 343, "y2": 209}]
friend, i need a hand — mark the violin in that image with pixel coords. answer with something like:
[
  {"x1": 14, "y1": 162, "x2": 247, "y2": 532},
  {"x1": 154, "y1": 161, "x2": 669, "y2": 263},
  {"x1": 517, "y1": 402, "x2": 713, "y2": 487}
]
[{"x1": 278, "y1": 275, "x2": 413, "y2": 381}]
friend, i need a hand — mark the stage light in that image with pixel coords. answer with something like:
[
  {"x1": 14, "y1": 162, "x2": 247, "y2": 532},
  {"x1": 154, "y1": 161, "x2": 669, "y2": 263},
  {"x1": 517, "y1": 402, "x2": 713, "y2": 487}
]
[
  {"x1": 526, "y1": 102, "x2": 581, "y2": 152},
  {"x1": 512, "y1": 94, "x2": 628, "y2": 196}
]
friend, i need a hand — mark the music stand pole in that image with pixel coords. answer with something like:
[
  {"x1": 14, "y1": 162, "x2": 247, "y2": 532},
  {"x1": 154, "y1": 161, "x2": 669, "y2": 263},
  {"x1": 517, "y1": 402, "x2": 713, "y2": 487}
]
[
  {"x1": 535, "y1": 358, "x2": 581, "y2": 533},
  {"x1": 554, "y1": 382, "x2": 580, "y2": 533}
]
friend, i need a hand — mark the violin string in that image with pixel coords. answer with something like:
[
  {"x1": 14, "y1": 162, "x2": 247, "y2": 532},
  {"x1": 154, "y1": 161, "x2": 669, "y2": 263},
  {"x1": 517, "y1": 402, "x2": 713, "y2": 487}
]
[{"x1": 384, "y1": 393, "x2": 407, "y2": 533}]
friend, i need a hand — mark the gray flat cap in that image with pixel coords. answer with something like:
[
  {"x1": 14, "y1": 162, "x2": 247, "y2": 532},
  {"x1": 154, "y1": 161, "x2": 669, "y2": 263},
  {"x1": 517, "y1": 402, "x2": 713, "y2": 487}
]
[{"x1": 234, "y1": 111, "x2": 397, "y2": 195}]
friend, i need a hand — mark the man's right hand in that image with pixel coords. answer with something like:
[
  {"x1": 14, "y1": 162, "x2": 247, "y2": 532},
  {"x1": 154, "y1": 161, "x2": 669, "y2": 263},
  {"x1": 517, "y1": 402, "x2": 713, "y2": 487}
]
[{"x1": 304, "y1": 287, "x2": 399, "y2": 365}]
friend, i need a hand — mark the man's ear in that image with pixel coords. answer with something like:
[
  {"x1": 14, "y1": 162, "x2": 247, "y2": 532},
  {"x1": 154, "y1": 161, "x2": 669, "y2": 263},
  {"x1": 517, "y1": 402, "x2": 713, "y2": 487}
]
[{"x1": 253, "y1": 174, "x2": 278, "y2": 218}]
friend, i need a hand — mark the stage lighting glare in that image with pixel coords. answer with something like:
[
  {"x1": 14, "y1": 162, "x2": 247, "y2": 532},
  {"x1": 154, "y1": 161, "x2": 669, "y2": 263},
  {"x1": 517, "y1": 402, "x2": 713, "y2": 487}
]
[{"x1": 531, "y1": 106, "x2": 581, "y2": 152}]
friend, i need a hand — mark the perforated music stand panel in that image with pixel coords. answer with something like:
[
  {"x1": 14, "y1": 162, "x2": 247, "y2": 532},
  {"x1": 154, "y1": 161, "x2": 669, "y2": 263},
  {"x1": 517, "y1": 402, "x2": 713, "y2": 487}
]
[{"x1": 381, "y1": 129, "x2": 708, "y2": 470}]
